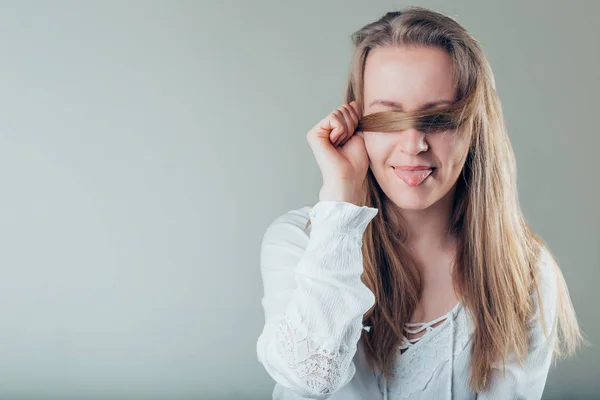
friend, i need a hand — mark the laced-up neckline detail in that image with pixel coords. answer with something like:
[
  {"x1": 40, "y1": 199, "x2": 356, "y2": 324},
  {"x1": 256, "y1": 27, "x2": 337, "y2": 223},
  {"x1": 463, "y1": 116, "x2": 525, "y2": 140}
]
[{"x1": 399, "y1": 302, "x2": 461, "y2": 353}]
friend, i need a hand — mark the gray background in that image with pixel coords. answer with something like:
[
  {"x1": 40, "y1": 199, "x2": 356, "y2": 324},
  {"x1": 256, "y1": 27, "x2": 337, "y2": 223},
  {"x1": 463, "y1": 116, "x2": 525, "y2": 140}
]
[{"x1": 0, "y1": 1, "x2": 597, "y2": 399}]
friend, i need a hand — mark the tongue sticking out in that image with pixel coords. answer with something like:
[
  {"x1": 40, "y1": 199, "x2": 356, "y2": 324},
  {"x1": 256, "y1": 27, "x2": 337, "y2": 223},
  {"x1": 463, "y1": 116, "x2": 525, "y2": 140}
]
[{"x1": 394, "y1": 168, "x2": 433, "y2": 187}]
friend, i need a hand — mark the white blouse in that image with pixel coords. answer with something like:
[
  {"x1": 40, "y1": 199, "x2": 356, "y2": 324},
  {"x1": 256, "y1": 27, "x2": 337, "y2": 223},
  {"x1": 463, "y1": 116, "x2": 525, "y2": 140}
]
[{"x1": 256, "y1": 201, "x2": 558, "y2": 400}]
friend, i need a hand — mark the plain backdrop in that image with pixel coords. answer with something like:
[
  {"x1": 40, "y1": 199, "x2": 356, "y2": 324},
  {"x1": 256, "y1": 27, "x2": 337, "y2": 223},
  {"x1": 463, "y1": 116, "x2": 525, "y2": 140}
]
[{"x1": 0, "y1": 1, "x2": 598, "y2": 399}]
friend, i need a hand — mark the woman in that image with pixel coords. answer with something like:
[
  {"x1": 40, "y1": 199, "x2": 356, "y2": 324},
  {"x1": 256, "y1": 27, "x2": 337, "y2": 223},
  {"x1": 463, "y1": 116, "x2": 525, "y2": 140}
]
[{"x1": 256, "y1": 7, "x2": 582, "y2": 400}]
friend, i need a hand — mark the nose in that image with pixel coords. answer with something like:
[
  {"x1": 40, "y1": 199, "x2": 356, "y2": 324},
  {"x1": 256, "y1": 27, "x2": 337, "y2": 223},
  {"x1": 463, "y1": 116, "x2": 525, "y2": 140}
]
[{"x1": 397, "y1": 128, "x2": 429, "y2": 155}]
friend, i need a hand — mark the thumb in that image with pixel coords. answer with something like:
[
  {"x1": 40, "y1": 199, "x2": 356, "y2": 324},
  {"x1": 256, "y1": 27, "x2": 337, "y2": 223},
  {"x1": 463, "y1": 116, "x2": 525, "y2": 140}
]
[{"x1": 308, "y1": 134, "x2": 343, "y2": 172}]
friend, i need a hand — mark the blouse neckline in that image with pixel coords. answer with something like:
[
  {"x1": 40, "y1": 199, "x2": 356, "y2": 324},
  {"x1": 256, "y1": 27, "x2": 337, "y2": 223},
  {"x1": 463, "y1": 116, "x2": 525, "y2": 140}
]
[{"x1": 400, "y1": 301, "x2": 464, "y2": 353}]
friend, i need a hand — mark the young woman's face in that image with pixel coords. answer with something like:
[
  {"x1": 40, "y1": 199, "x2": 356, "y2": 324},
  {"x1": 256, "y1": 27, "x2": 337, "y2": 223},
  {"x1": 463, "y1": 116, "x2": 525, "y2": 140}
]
[{"x1": 362, "y1": 45, "x2": 471, "y2": 211}]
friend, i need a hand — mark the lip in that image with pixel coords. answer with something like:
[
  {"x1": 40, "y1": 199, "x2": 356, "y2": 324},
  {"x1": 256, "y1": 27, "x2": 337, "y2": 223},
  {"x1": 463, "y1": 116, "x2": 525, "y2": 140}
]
[{"x1": 393, "y1": 165, "x2": 434, "y2": 170}]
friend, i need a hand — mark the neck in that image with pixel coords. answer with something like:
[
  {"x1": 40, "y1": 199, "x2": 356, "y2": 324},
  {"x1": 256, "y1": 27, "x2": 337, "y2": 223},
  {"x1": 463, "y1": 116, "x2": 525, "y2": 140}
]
[{"x1": 386, "y1": 185, "x2": 458, "y2": 255}]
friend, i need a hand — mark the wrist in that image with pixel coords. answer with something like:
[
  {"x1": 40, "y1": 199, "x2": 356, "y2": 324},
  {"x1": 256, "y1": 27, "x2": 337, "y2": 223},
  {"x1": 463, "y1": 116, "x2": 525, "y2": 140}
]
[{"x1": 319, "y1": 184, "x2": 361, "y2": 205}]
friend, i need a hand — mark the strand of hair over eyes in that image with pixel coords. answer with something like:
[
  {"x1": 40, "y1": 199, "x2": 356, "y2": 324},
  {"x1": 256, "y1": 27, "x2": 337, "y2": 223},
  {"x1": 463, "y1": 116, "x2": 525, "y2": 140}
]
[{"x1": 357, "y1": 95, "x2": 473, "y2": 134}]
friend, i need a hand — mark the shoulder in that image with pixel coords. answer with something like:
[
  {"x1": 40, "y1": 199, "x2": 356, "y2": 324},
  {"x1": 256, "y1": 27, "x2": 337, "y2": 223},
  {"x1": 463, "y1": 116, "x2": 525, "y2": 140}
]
[
  {"x1": 530, "y1": 243, "x2": 560, "y2": 334},
  {"x1": 534, "y1": 244, "x2": 559, "y2": 302},
  {"x1": 261, "y1": 204, "x2": 314, "y2": 247},
  {"x1": 260, "y1": 204, "x2": 316, "y2": 267}
]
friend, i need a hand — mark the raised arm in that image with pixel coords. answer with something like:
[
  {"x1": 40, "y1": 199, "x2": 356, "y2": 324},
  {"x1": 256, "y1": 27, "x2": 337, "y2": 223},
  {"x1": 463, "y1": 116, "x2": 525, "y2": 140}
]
[{"x1": 256, "y1": 200, "x2": 378, "y2": 399}]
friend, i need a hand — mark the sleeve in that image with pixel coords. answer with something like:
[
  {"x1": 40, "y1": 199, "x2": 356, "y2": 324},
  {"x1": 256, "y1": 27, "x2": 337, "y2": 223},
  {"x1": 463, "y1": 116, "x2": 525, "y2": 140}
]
[
  {"x1": 477, "y1": 246, "x2": 560, "y2": 400},
  {"x1": 256, "y1": 200, "x2": 379, "y2": 399}
]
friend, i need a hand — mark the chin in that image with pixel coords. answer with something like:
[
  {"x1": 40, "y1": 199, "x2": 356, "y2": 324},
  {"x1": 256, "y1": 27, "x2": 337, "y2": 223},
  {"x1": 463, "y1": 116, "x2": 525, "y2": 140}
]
[{"x1": 387, "y1": 192, "x2": 437, "y2": 210}]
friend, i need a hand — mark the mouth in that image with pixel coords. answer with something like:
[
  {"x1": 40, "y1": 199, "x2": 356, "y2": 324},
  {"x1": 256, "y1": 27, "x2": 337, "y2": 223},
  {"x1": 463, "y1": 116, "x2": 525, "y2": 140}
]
[{"x1": 392, "y1": 166, "x2": 435, "y2": 187}]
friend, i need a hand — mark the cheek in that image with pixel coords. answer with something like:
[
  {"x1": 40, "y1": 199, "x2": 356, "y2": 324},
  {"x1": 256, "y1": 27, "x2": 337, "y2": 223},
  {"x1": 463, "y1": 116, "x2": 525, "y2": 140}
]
[
  {"x1": 433, "y1": 133, "x2": 470, "y2": 171},
  {"x1": 363, "y1": 133, "x2": 394, "y2": 164}
]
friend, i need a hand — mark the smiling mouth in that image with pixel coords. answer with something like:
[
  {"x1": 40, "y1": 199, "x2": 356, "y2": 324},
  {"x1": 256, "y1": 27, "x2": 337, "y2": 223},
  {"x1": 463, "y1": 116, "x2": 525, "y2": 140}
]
[{"x1": 393, "y1": 166, "x2": 435, "y2": 186}]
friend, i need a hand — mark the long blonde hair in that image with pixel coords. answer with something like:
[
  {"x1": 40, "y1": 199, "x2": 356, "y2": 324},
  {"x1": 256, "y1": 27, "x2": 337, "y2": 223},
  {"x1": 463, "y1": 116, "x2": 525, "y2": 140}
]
[{"x1": 306, "y1": 7, "x2": 583, "y2": 392}]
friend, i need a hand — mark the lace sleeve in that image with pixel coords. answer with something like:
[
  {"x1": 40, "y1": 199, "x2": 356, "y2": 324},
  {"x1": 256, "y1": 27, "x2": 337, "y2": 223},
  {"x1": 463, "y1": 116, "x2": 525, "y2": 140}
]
[{"x1": 257, "y1": 201, "x2": 378, "y2": 399}]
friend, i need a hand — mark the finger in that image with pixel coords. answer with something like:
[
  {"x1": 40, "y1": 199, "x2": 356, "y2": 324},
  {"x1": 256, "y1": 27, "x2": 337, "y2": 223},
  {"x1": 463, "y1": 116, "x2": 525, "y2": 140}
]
[
  {"x1": 307, "y1": 116, "x2": 341, "y2": 159},
  {"x1": 335, "y1": 106, "x2": 354, "y2": 146},
  {"x1": 306, "y1": 119, "x2": 342, "y2": 165},
  {"x1": 311, "y1": 113, "x2": 341, "y2": 144},
  {"x1": 349, "y1": 100, "x2": 362, "y2": 119},
  {"x1": 339, "y1": 106, "x2": 360, "y2": 147},
  {"x1": 331, "y1": 109, "x2": 348, "y2": 145},
  {"x1": 344, "y1": 104, "x2": 358, "y2": 140},
  {"x1": 343, "y1": 104, "x2": 359, "y2": 130},
  {"x1": 310, "y1": 113, "x2": 336, "y2": 139},
  {"x1": 328, "y1": 117, "x2": 346, "y2": 145}
]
